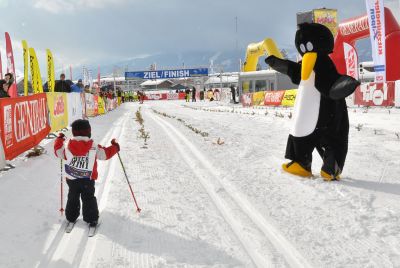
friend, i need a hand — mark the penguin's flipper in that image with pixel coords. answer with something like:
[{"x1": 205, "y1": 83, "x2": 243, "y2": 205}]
[
  {"x1": 329, "y1": 75, "x2": 360, "y2": 100},
  {"x1": 265, "y1": 56, "x2": 301, "y2": 85}
]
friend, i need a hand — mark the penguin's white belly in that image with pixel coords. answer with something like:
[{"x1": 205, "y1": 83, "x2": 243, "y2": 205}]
[{"x1": 290, "y1": 72, "x2": 321, "y2": 137}]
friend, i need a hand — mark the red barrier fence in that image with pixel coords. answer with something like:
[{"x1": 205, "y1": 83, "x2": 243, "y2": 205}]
[
  {"x1": 0, "y1": 93, "x2": 51, "y2": 160},
  {"x1": 354, "y1": 82, "x2": 396, "y2": 106}
]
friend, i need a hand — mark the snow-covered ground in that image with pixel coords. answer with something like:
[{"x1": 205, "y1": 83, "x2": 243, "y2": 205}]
[{"x1": 0, "y1": 101, "x2": 400, "y2": 267}]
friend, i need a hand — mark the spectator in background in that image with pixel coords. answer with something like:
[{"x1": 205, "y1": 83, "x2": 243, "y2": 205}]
[
  {"x1": 185, "y1": 87, "x2": 190, "y2": 102},
  {"x1": 4, "y1": 73, "x2": 14, "y2": 87},
  {"x1": 70, "y1": 83, "x2": 82, "y2": 93},
  {"x1": 77, "y1": 79, "x2": 84, "y2": 90},
  {"x1": 214, "y1": 88, "x2": 220, "y2": 101},
  {"x1": 207, "y1": 88, "x2": 214, "y2": 101},
  {"x1": 230, "y1": 85, "x2": 238, "y2": 104},
  {"x1": 0, "y1": 80, "x2": 10, "y2": 98},
  {"x1": 84, "y1": 85, "x2": 91, "y2": 94},
  {"x1": 55, "y1": 73, "x2": 71, "y2": 92},
  {"x1": 192, "y1": 86, "x2": 196, "y2": 102},
  {"x1": 200, "y1": 88, "x2": 205, "y2": 101}
]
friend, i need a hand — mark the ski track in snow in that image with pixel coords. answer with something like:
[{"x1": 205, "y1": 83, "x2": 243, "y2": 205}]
[
  {"x1": 148, "y1": 109, "x2": 311, "y2": 268},
  {"x1": 2, "y1": 101, "x2": 400, "y2": 268}
]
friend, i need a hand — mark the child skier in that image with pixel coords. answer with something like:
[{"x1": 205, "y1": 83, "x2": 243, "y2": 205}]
[{"x1": 54, "y1": 119, "x2": 120, "y2": 227}]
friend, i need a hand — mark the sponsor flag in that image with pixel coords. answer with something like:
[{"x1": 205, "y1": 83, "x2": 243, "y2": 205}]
[
  {"x1": 29, "y1": 48, "x2": 43, "y2": 93},
  {"x1": 343, "y1": 42, "x2": 359, "y2": 79},
  {"x1": 22, "y1": 40, "x2": 29, "y2": 96},
  {"x1": 46, "y1": 49, "x2": 55, "y2": 92},
  {"x1": 5, "y1": 32, "x2": 17, "y2": 97},
  {"x1": 366, "y1": 0, "x2": 386, "y2": 82},
  {"x1": 0, "y1": 53, "x2": 3, "y2": 79}
]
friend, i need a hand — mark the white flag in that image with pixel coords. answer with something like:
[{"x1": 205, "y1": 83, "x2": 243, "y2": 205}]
[{"x1": 365, "y1": 0, "x2": 386, "y2": 82}]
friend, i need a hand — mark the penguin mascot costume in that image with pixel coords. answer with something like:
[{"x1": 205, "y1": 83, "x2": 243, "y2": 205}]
[{"x1": 265, "y1": 23, "x2": 360, "y2": 181}]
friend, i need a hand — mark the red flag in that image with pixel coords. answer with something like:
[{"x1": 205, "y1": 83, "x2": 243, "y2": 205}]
[
  {"x1": 97, "y1": 66, "x2": 100, "y2": 86},
  {"x1": 5, "y1": 32, "x2": 17, "y2": 97},
  {"x1": 0, "y1": 53, "x2": 3, "y2": 79}
]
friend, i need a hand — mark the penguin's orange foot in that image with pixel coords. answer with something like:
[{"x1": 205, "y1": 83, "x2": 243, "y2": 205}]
[
  {"x1": 320, "y1": 170, "x2": 341, "y2": 181},
  {"x1": 282, "y1": 161, "x2": 312, "y2": 177}
]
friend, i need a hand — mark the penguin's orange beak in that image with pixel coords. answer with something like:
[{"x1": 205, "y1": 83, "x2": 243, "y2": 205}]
[{"x1": 301, "y1": 52, "x2": 317, "y2": 81}]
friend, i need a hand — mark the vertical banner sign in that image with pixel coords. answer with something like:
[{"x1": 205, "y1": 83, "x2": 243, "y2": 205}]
[
  {"x1": 343, "y1": 42, "x2": 359, "y2": 79},
  {"x1": 46, "y1": 49, "x2": 55, "y2": 92},
  {"x1": 22, "y1": 40, "x2": 29, "y2": 96},
  {"x1": 0, "y1": 53, "x2": 3, "y2": 79},
  {"x1": 97, "y1": 66, "x2": 100, "y2": 86},
  {"x1": 366, "y1": 0, "x2": 386, "y2": 82},
  {"x1": 29, "y1": 48, "x2": 43, "y2": 93},
  {"x1": 5, "y1": 32, "x2": 17, "y2": 98}
]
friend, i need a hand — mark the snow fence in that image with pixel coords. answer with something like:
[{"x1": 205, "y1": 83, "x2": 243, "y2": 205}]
[
  {"x1": 0, "y1": 92, "x2": 119, "y2": 162},
  {"x1": 240, "y1": 81, "x2": 400, "y2": 108}
]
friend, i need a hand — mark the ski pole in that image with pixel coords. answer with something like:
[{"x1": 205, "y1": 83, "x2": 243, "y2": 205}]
[
  {"x1": 117, "y1": 153, "x2": 141, "y2": 213},
  {"x1": 60, "y1": 159, "x2": 64, "y2": 215}
]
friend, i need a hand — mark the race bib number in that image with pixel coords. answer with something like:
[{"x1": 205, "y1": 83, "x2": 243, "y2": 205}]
[{"x1": 65, "y1": 150, "x2": 95, "y2": 179}]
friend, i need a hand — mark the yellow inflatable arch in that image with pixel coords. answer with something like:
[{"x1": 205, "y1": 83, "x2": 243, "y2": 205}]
[
  {"x1": 241, "y1": 38, "x2": 283, "y2": 93},
  {"x1": 243, "y1": 38, "x2": 283, "y2": 72}
]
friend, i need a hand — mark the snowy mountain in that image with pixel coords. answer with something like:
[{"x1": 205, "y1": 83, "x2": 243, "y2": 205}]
[{"x1": 75, "y1": 40, "x2": 372, "y2": 79}]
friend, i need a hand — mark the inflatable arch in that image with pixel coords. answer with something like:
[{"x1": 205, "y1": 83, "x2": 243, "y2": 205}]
[
  {"x1": 331, "y1": 7, "x2": 400, "y2": 81},
  {"x1": 243, "y1": 38, "x2": 283, "y2": 72}
]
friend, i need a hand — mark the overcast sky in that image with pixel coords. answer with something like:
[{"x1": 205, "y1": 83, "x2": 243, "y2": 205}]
[{"x1": 0, "y1": 0, "x2": 399, "y2": 76}]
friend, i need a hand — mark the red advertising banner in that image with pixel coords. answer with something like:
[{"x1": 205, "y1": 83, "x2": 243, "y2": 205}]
[
  {"x1": 93, "y1": 95, "x2": 99, "y2": 116},
  {"x1": 355, "y1": 82, "x2": 395, "y2": 106},
  {"x1": 0, "y1": 93, "x2": 50, "y2": 160},
  {"x1": 264, "y1": 90, "x2": 285, "y2": 106},
  {"x1": 5, "y1": 32, "x2": 17, "y2": 98},
  {"x1": 0, "y1": 53, "x2": 3, "y2": 79},
  {"x1": 240, "y1": 93, "x2": 253, "y2": 107},
  {"x1": 144, "y1": 93, "x2": 167, "y2": 100}
]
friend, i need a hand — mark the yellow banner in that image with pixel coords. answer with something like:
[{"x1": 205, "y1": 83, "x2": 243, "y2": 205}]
[
  {"x1": 29, "y1": 48, "x2": 43, "y2": 93},
  {"x1": 46, "y1": 49, "x2": 55, "y2": 92},
  {"x1": 281, "y1": 89, "x2": 297, "y2": 107},
  {"x1": 22, "y1": 40, "x2": 29, "y2": 96},
  {"x1": 46, "y1": 92, "x2": 69, "y2": 132},
  {"x1": 98, "y1": 97, "x2": 106, "y2": 115},
  {"x1": 313, "y1": 9, "x2": 338, "y2": 37},
  {"x1": 252, "y1": 91, "x2": 265, "y2": 106}
]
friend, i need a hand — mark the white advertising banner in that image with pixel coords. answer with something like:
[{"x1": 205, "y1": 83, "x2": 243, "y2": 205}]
[
  {"x1": 67, "y1": 93, "x2": 84, "y2": 125},
  {"x1": 343, "y1": 42, "x2": 359, "y2": 80},
  {"x1": 365, "y1": 0, "x2": 386, "y2": 82},
  {"x1": 395, "y1": 80, "x2": 400, "y2": 107}
]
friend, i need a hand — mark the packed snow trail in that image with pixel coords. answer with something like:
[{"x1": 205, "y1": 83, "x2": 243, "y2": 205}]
[
  {"x1": 148, "y1": 109, "x2": 311, "y2": 268},
  {"x1": 1, "y1": 101, "x2": 400, "y2": 267}
]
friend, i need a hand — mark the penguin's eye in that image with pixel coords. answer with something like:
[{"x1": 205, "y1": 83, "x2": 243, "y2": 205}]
[
  {"x1": 300, "y1": 43, "x2": 306, "y2": 53},
  {"x1": 306, "y1": 42, "x2": 313, "y2": 51}
]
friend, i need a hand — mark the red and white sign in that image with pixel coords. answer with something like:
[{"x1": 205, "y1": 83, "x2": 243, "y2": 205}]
[
  {"x1": 240, "y1": 93, "x2": 253, "y2": 107},
  {"x1": 355, "y1": 82, "x2": 395, "y2": 106},
  {"x1": 167, "y1": 93, "x2": 179, "y2": 100},
  {"x1": 343, "y1": 42, "x2": 359, "y2": 79},
  {"x1": 5, "y1": 32, "x2": 17, "y2": 98},
  {"x1": 0, "y1": 93, "x2": 50, "y2": 160},
  {"x1": 144, "y1": 93, "x2": 167, "y2": 100},
  {"x1": 264, "y1": 90, "x2": 285, "y2": 106},
  {"x1": 366, "y1": 0, "x2": 386, "y2": 82}
]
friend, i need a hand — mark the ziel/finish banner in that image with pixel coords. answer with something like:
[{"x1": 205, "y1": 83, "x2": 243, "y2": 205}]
[
  {"x1": 366, "y1": 0, "x2": 386, "y2": 82},
  {"x1": 125, "y1": 68, "x2": 208, "y2": 80}
]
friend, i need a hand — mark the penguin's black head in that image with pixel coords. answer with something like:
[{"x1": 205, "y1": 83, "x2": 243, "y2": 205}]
[{"x1": 295, "y1": 23, "x2": 334, "y2": 56}]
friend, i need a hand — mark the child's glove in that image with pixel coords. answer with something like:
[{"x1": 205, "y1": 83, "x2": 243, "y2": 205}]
[
  {"x1": 111, "y1": 139, "x2": 120, "y2": 152},
  {"x1": 57, "y1": 133, "x2": 66, "y2": 139}
]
